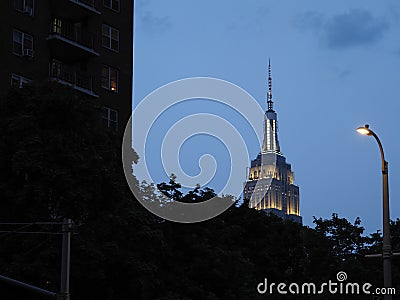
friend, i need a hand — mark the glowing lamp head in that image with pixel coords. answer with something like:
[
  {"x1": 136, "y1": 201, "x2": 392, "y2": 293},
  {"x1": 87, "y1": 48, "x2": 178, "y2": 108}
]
[{"x1": 356, "y1": 124, "x2": 372, "y2": 136}]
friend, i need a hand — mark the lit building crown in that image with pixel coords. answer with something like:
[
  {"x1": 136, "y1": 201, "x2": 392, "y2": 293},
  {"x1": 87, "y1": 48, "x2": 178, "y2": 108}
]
[{"x1": 244, "y1": 60, "x2": 301, "y2": 224}]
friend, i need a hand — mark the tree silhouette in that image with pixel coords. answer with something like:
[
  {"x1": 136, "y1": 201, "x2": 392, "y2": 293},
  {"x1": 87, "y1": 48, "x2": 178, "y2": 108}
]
[{"x1": 0, "y1": 84, "x2": 398, "y2": 300}]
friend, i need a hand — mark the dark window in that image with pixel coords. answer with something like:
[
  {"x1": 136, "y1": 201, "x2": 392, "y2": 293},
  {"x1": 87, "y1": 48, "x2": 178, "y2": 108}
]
[
  {"x1": 14, "y1": 0, "x2": 34, "y2": 16},
  {"x1": 103, "y1": 0, "x2": 120, "y2": 12},
  {"x1": 102, "y1": 107, "x2": 118, "y2": 130},
  {"x1": 13, "y1": 30, "x2": 34, "y2": 57},
  {"x1": 102, "y1": 24, "x2": 119, "y2": 52},
  {"x1": 11, "y1": 73, "x2": 31, "y2": 88}
]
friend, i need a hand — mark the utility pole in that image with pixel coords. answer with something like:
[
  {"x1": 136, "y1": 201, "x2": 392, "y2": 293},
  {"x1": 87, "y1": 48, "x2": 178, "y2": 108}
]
[{"x1": 59, "y1": 218, "x2": 72, "y2": 300}]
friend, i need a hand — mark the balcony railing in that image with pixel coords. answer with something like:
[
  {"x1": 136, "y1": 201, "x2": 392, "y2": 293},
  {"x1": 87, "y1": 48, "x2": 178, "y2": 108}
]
[
  {"x1": 49, "y1": 61, "x2": 96, "y2": 96},
  {"x1": 49, "y1": 18, "x2": 95, "y2": 51},
  {"x1": 69, "y1": 0, "x2": 95, "y2": 9},
  {"x1": 67, "y1": 0, "x2": 101, "y2": 15}
]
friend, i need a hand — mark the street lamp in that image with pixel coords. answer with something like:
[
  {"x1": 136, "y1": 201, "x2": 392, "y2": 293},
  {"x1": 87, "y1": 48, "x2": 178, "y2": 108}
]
[{"x1": 357, "y1": 124, "x2": 392, "y2": 299}]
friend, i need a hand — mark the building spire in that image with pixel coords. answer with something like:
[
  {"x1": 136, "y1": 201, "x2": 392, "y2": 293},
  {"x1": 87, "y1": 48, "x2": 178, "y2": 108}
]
[
  {"x1": 267, "y1": 58, "x2": 274, "y2": 111},
  {"x1": 262, "y1": 58, "x2": 280, "y2": 154}
]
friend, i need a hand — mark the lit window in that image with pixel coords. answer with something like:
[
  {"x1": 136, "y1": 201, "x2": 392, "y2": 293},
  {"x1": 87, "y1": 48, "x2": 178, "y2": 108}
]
[
  {"x1": 11, "y1": 73, "x2": 31, "y2": 88},
  {"x1": 52, "y1": 18, "x2": 62, "y2": 34},
  {"x1": 102, "y1": 24, "x2": 119, "y2": 52},
  {"x1": 102, "y1": 107, "x2": 118, "y2": 130},
  {"x1": 101, "y1": 65, "x2": 118, "y2": 92},
  {"x1": 103, "y1": 0, "x2": 120, "y2": 12},
  {"x1": 14, "y1": 0, "x2": 34, "y2": 16},
  {"x1": 13, "y1": 29, "x2": 33, "y2": 57}
]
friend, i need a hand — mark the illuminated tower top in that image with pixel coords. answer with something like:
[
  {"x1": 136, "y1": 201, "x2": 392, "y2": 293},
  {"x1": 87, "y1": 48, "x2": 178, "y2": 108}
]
[
  {"x1": 262, "y1": 59, "x2": 281, "y2": 154},
  {"x1": 267, "y1": 58, "x2": 273, "y2": 111},
  {"x1": 244, "y1": 61, "x2": 301, "y2": 223}
]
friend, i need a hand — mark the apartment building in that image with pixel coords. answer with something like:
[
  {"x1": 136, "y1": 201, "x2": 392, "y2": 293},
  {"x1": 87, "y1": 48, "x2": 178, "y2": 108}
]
[{"x1": 0, "y1": 0, "x2": 133, "y2": 132}]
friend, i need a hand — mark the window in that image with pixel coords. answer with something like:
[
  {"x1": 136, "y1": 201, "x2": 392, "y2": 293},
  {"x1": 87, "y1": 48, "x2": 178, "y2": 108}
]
[
  {"x1": 102, "y1": 24, "x2": 119, "y2": 52},
  {"x1": 11, "y1": 73, "x2": 31, "y2": 88},
  {"x1": 14, "y1": 0, "x2": 34, "y2": 16},
  {"x1": 13, "y1": 30, "x2": 33, "y2": 56},
  {"x1": 103, "y1": 0, "x2": 120, "y2": 12},
  {"x1": 101, "y1": 65, "x2": 118, "y2": 92},
  {"x1": 49, "y1": 59, "x2": 63, "y2": 78},
  {"x1": 102, "y1": 107, "x2": 118, "y2": 130},
  {"x1": 52, "y1": 18, "x2": 63, "y2": 35}
]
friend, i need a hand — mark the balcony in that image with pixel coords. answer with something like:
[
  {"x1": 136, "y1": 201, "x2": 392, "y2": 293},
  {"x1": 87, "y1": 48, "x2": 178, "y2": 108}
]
[
  {"x1": 68, "y1": 0, "x2": 101, "y2": 15},
  {"x1": 49, "y1": 0, "x2": 101, "y2": 18},
  {"x1": 47, "y1": 18, "x2": 99, "y2": 62},
  {"x1": 49, "y1": 61, "x2": 98, "y2": 97}
]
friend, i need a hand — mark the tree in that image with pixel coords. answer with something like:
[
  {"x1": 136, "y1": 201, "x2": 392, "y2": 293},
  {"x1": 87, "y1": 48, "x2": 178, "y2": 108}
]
[
  {"x1": 0, "y1": 84, "x2": 396, "y2": 299},
  {"x1": 0, "y1": 84, "x2": 157, "y2": 299},
  {"x1": 156, "y1": 174, "x2": 183, "y2": 202},
  {"x1": 156, "y1": 174, "x2": 217, "y2": 203},
  {"x1": 313, "y1": 213, "x2": 367, "y2": 261}
]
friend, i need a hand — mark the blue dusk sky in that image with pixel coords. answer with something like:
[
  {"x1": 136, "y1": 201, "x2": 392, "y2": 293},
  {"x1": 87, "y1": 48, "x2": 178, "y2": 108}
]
[{"x1": 133, "y1": 0, "x2": 400, "y2": 233}]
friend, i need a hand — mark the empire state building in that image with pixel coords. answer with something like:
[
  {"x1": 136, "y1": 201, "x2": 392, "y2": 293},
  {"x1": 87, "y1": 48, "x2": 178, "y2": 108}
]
[{"x1": 244, "y1": 61, "x2": 302, "y2": 223}]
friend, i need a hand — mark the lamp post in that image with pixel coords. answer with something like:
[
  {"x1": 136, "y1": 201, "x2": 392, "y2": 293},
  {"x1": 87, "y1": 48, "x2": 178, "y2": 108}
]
[{"x1": 356, "y1": 124, "x2": 392, "y2": 299}]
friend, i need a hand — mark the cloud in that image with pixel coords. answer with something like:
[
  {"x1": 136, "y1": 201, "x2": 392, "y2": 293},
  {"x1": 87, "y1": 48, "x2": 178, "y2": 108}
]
[
  {"x1": 338, "y1": 69, "x2": 352, "y2": 78},
  {"x1": 296, "y1": 9, "x2": 389, "y2": 50},
  {"x1": 139, "y1": 11, "x2": 171, "y2": 34},
  {"x1": 323, "y1": 10, "x2": 389, "y2": 49},
  {"x1": 136, "y1": 0, "x2": 172, "y2": 34}
]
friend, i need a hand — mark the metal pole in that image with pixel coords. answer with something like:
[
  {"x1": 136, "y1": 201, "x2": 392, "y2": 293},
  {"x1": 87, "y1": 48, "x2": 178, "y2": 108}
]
[
  {"x1": 382, "y1": 161, "x2": 392, "y2": 300},
  {"x1": 370, "y1": 129, "x2": 392, "y2": 300},
  {"x1": 59, "y1": 218, "x2": 72, "y2": 300}
]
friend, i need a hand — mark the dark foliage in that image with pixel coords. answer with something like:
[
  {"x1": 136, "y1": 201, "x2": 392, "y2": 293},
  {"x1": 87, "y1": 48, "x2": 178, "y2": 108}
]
[
  {"x1": 0, "y1": 84, "x2": 398, "y2": 299},
  {"x1": 157, "y1": 174, "x2": 217, "y2": 203}
]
